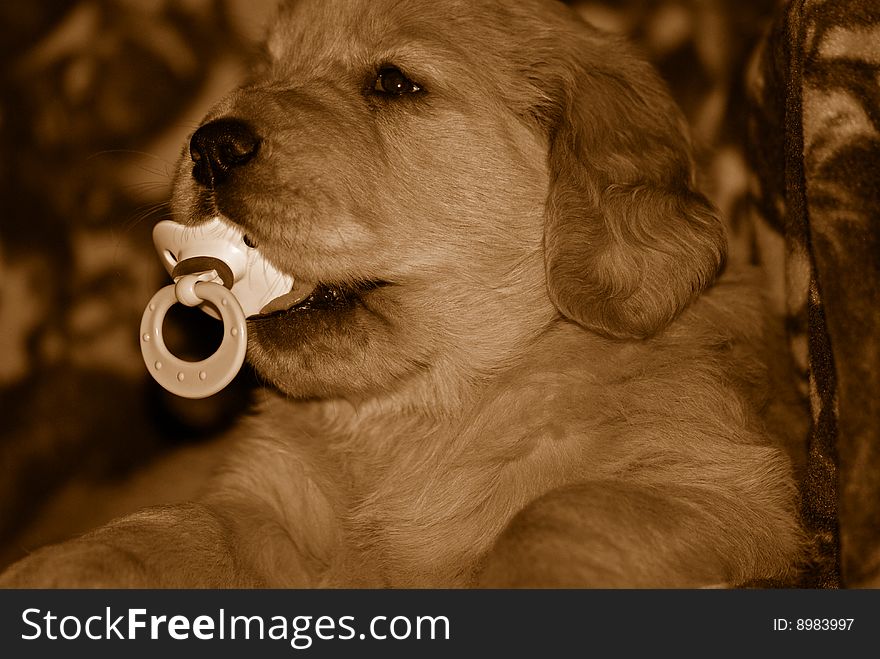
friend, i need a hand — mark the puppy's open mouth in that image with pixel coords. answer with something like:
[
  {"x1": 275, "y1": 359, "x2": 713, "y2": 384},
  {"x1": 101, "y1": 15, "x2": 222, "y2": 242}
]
[{"x1": 253, "y1": 279, "x2": 389, "y2": 319}]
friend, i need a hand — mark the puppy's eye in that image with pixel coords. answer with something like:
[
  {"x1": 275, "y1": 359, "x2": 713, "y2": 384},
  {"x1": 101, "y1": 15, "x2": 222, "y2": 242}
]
[{"x1": 374, "y1": 66, "x2": 422, "y2": 95}]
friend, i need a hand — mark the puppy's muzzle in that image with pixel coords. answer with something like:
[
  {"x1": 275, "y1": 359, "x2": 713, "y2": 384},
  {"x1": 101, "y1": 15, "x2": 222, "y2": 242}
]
[{"x1": 190, "y1": 118, "x2": 261, "y2": 188}]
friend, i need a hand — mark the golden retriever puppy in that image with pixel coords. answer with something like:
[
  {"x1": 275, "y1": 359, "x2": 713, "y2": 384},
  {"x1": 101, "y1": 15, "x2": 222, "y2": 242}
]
[{"x1": 1, "y1": 0, "x2": 802, "y2": 588}]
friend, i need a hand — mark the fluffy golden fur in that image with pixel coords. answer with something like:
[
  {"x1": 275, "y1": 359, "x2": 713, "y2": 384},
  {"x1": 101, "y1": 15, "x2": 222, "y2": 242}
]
[{"x1": 1, "y1": 0, "x2": 803, "y2": 588}]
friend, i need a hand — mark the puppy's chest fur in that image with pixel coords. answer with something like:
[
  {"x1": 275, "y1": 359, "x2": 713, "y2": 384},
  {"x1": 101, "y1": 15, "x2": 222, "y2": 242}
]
[
  {"x1": 242, "y1": 299, "x2": 780, "y2": 587},
  {"x1": 254, "y1": 329, "x2": 634, "y2": 586},
  {"x1": 329, "y1": 382, "x2": 600, "y2": 586}
]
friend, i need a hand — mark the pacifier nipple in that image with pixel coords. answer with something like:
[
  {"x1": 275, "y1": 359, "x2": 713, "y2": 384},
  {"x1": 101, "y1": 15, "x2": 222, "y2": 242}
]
[{"x1": 140, "y1": 217, "x2": 295, "y2": 399}]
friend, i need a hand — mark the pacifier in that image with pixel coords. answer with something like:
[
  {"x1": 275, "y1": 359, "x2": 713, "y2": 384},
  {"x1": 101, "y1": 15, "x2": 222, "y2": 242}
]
[{"x1": 140, "y1": 217, "x2": 295, "y2": 398}]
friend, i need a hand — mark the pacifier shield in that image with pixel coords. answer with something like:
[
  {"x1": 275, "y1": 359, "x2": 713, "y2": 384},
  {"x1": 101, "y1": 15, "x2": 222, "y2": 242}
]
[{"x1": 153, "y1": 218, "x2": 295, "y2": 319}]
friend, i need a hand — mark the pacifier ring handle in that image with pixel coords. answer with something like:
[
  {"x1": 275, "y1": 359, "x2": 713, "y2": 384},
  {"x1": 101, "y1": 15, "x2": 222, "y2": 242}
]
[{"x1": 140, "y1": 281, "x2": 247, "y2": 399}]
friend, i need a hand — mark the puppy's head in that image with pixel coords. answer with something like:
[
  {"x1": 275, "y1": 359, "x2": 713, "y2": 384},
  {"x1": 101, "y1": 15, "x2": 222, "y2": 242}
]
[{"x1": 171, "y1": 0, "x2": 725, "y2": 400}]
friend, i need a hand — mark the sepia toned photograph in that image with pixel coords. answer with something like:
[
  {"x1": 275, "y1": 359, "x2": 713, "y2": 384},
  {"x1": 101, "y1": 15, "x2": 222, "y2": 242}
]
[{"x1": 0, "y1": 0, "x2": 877, "y2": 594}]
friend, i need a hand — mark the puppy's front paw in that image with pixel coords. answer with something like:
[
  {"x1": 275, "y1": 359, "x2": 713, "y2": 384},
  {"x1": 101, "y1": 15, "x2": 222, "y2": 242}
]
[{"x1": 0, "y1": 541, "x2": 150, "y2": 589}]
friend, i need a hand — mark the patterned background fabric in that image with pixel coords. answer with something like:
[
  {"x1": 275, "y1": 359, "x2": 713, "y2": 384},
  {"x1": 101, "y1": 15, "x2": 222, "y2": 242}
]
[
  {"x1": 0, "y1": 0, "x2": 278, "y2": 568},
  {"x1": 0, "y1": 0, "x2": 876, "y2": 587},
  {"x1": 750, "y1": 0, "x2": 880, "y2": 588}
]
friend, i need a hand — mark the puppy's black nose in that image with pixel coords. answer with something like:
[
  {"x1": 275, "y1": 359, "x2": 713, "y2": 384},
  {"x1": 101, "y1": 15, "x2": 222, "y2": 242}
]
[{"x1": 189, "y1": 118, "x2": 260, "y2": 187}]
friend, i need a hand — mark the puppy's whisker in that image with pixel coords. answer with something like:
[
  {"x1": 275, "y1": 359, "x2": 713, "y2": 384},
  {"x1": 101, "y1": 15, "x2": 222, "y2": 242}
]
[
  {"x1": 122, "y1": 201, "x2": 173, "y2": 233},
  {"x1": 122, "y1": 181, "x2": 172, "y2": 197},
  {"x1": 85, "y1": 149, "x2": 174, "y2": 166}
]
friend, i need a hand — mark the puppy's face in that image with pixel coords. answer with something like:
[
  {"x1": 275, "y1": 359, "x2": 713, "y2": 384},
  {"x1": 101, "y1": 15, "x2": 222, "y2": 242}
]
[
  {"x1": 171, "y1": 0, "x2": 726, "y2": 400},
  {"x1": 172, "y1": 0, "x2": 558, "y2": 399}
]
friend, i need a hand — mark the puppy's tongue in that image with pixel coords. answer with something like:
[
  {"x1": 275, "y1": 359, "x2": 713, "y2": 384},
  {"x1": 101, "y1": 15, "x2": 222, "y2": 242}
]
[{"x1": 259, "y1": 279, "x2": 316, "y2": 314}]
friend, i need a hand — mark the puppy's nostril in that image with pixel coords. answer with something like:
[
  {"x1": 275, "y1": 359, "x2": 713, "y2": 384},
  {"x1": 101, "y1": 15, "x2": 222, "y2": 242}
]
[{"x1": 189, "y1": 118, "x2": 261, "y2": 188}]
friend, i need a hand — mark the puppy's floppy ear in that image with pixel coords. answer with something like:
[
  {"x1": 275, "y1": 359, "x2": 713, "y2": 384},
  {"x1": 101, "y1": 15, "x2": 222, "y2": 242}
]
[{"x1": 536, "y1": 26, "x2": 726, "y2": 339}]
